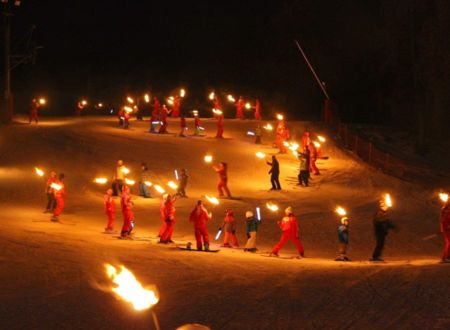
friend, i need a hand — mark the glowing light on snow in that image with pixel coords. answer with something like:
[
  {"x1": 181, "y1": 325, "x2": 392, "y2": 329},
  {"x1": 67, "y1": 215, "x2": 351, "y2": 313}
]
[
  {"x1": 283, "y1": 141, "x2": 290, "y2": 147},
  {"x1": 144, "y1": 181, "x2": 153, "y2": 187},
  {"x1": 127, "y1": 97, "x2": 134, "y2": 104},
  {"x1": 124, "y1": 106, "x2": 133, "y2": 113},
  {"x1": 318, "y1": 135, "x2": 326, "y2": 143},
  {"x1": 212, "y1": 109, "x2": 223, "y2": 115},
  {"x1": 167, "y1": 181, "x2": 178, "y2": 190},
  {"x1": 50, "y1": 182, "x2": 62, "y2": 191},
  {"x1": 313, "y1": 141, "x2": 321, "y2": 148},
  {"x1": 227, "y1": 94, "x2": 235, "y2": 102},
  {"x1": 266, "y1": 202, "x2": 279, "y2": 212},
  {"x1": 105, "y1": 264, "x2": 159, "y2": 311},
  {"x1": 204, "y1": 155, "x2": 213, "y2": 163},
  {"x1": 94, "y1": 177, "x2": 108, "y2": 184},
  {"x1": 208, "y1": 92, "x2": 215, "y2": 100},
  {"x1": 205, "y1": 195, "x2": 219, "y2": 205},
  {"x1": 263, "y1": 124, "x2": 273, "y2": 131},
  {"x1": 439, "y1": 193, "x2": 449, "y2": 203},
  {"x1": 38, "y1": 98, "x2": 46, "y2": 105},
  {"x1": 256, "y1": 152, "x2": 266, "y2": 159},
  {"x1": 167, "y1": 96, "x2": 174, "y2": 105},
  {"x1": 34, "y1": 167, "x2": 44, "y2": 177},
  {"x1": 215, "y1": 229, "x2": 222, "y2": 240},
  {"x1": 288, "y1": 142, "x2": 299, "y2": 151},
  {"x1": 180, "y1": 88, "x2": 186, "y2": 98},
  {"x1": 292, "y1": 150, "x2": 299, "y2": 157},
  {"x1": 384, "y1": 194, "x2": 393, "y2": 208},
  {"x1": 247, "y1": 131, "x2": 255, "y2": 136},
  {"x1": 125, "y1": 178, "x2": 135, "y2": 186},
  {"x1": 245, "y1": 102, "x2": 251, "y2": 109},
  {"x1": 121, "y1": 167, "x2": 130, "y2": 175},
  {"x1": 276, "y1": 114, "x2": 284, "y2": 121},
  {"x1": 153, "y1": 185, "x2": 165, "y2": 194},
  {"x1": 335, "y1": 206, "x2": 347, "y2": 216},
  {"x1": 256, "y1": 207, "x2": 261, "y2": 221},
  {"x1": 144, "y1": 94, "x2": 150, "y2": 103}
]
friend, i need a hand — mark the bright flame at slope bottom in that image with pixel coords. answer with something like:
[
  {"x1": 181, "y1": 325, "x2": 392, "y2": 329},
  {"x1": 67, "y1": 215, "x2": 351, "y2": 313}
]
[{"x1": 105, "y1": 264, "x2": 159, "y2": 311}]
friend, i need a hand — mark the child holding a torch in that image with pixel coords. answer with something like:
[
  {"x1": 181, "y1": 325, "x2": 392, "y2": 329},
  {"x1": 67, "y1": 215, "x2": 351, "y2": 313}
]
[
  {"x1": 244, "y1": 211, "x2": 260, "y2": 252},
  {"x1": 219, "y1": 210, "x2": 239, "y2": 248}
]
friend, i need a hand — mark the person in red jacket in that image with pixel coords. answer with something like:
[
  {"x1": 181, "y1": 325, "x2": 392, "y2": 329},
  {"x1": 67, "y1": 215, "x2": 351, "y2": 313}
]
[
  {"x1": 120, "y1": 186, "x2": 135, "y2": 239},
  {"x1": 213, "y1": 95, "x2": 221, "y2": 111},
  {"x1": 275, "y1": 122, "x2": 289, "y2": 154},
  {"x1": 440, "y1": 198, "x2": 450, "y2": 262},
  {"x1": 215, "y1": 112, "x2": 224, "y2": 138},
  {"x1": 254, "y1": 99, "x2": 261, "y2": 120},
  {"x1": 149, "y1": 97, "x2": 160, "y2": 133},
  {"x1": 194, "y1": 114, "x2": 201, "y2": 136},
  {"x1": 51, "y1": 173, "x2": 66, "y2": 222},
  {"x1": 301, "y1": 131, "x2": 311, "y2": 150},
  {"x1": 171, "y1": 96, "x2": 181, "y2": 118},
  {"x1": 159, "y1": 194, "x2": 177, "y2": 243},
  {"x1": 104, "y1": 188, "x2": 116, "y2": 233},
  {"x1": 189, "y1": 200, "x2": 212, "y2": 250},
  {"x1": 179, "y1": 115, "x2": 187, "y2": 137},
  {"x1": 159, "y1": 105, "x2": 170, "y2": 133},
  {"x1": 44, "y1": 171, "x2": 58, "y2": 213},
  {"x1": 29, "y1": 99, "x2": 40, "y2": 124},
  {"x1": 308, "y1": 141, "x2": 320, "y2": 175},
  {"x1": 219, "y1": 209, "x2": 239, "y2": 247},
  {"x1": 213, "y1": 162, "x2": 231, "y2": 198},
  {"x1": 235, "y1": 96, "x2": 244, "y2": 120},
  {"x1": 270, "y1": 207, "x2": 305, "y2": 258}
]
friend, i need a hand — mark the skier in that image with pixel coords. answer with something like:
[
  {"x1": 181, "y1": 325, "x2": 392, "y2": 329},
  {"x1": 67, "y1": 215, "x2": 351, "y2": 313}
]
[
  {"x1": 370, "y1": 200, "x2": 396, "y2": 262},
  {"x1": 120, "y1": 185, "x2": 135, "y2": 239},
  {"x1": 117, "y1": 108, "x2": 124, "y2": 127},
  {"x1": 112, "y1": 160, "x2": 126, "y2": 196},
  {"x1": 301, "y1": 131, "x2": 311, "y2": 150},
  {"x1": 213, "y1": 162, "x2": 231, "y2": 198},
  {"x1": 29, "y1": 99, "x2": 40, "y2": 124},
  {"x1": 138, "y1": 163, "x2": 151, "y2": 198},
  {"x1": 159, "y1": 104, "x2": 170, "y2": 134},
  {"x1": 44, "y1": 171, "x2": 58, "y2": 213},
  {"x1": 104, "y1": 188, "x2": 116, "y2": 233},
  {"x1": 244, "y1": 211, "x2": 260, "y2": 252},
  {"x1": 175, "y1": 168, "x2": 188, "y2": 198},
  {"x1": 235, "y1": 96, "x2": 244, "y2": 120},
  {"x1": 213, "y1": 95, "x2": 221, "y2": 111},
  {"x1": 149, "y1": 97, "x2": 160, "y2": 133},
  {"x1": 254, "y1": 124, "x2": 262, "y2": 144},
  {"x1": 254, "y1": 99, "x2": 261, "y2": 120},
  {"x1": 219, "y1": 209, "x2": 239, "y2": 248},
  {"x1": 179, "y1": 115, "x2": 187, "y2": 137},
  {"x1": 159, "y1": 194, "x2": 177, "y2": 243},
  {"x1": 270, "y1": 207, "x2": 305, "y2": 258},
  {"x1": 123, "y1": 108, "x2": 130, "y2": 129},
  {"x1": 308, "y1": 141, "x2": 320, "y2": 175},
  {"x1": 194, "y1": 114, "x2": 201, "y2": 136},
  {"x1": 275, "y1": 122, "x2": 288, "y2": 153},
  {"x1": 297, "y1": 147, "x2": 310, "y2": 187},
  {"x1": 189, "y1": 200, "x2": 212, "y2": 251},
  {"x1": 171, "y1": 96, "x2": 181, "y2": 118},
  {"x1": 215, "y1": 112, "x2": 224, "y2": 138},
  {"x1": 51, "y1": 173, "x2": 66, "y2": 222},
  {"x1": 267, "y1": 155, "x2": 281, "y2": 191},
  {"x1": 335, "y1": 216, "x2": 350, "y2": 261},
  {"x1": 440, "y1": 197, "x2": 450, "y2": 262}
]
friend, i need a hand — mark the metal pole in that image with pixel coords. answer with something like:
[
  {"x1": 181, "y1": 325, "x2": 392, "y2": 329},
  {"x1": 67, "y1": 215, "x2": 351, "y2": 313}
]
[
  {"x1": 294, "y1": 40, "x2": 330, "y2": 100},
  {"x1": 3, "y1": 11, "x2": 12, "y2": 123}
]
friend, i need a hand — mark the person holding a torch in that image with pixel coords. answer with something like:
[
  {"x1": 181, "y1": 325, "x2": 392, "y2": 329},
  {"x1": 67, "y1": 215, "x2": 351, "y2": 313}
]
[
  {"x1": 159, "y1": 104, "x2": 170, "y2": 134},
  {"x1": 370, "y1": 198, "x2": 396, "y2": 262},
  {"x1": 439, "y1": 194, "x2": 450, "y2": 263},
  {"x1": 138, "y1": 163, "x2": 151, "y2": 198},
  {"x1": 189, "y1": 200, "x2": 212, "y2": 251},
  {"x1": 194, "y1": 114, "x2": 201, "y2": 136},
  {"x1": 254, "y1": 99, "x2": 261, "y2": 120},
  {"x1": 215, "y1": 111, "x2": 224, "y2": 138},
  {"x1": 104, "y1": 188, "x2": 116, "y2": 233},
  {"x1": 308, "y1": 141, "x2": 320, "y2": 175},
  {"x1": 171, "y1": 96, "x2": 181, "y2": 118},
  {"x1": 29, "y1": 99, "x2": 40, "y2": 124},
  {"x1": 44, "y1": 171, "x2": 58, "y2": 213},
  {"x1": 112, "y1": 160, "x2": 126, "y2": 196},
  {"x1": 297, "y1": 147, "x2": 310, "y2": 187},
  {"x1": 267, "y1": 155, "x2": 281, "y2": 191},
  {"x1": 335, "y1": 216, "x2": 350, "y2": 261},
  {"x1": 244, "y1": 211, "x2": 260, "y2": 252},
  {"x1": 235, "y1": 96, "x2": 244, "y2": 120},
  {"x1": 270, "y1": 206, "x2": 305, "y2": 258},
  {"x1": 51, "y1": 173, "x2": 66, "y2": 222},
  {"x1": 213, "y1": 162, "x2": 232, "y2": 198},
  {"x1": 175, "y1": 168, "x2": 188, "y2": 198},
  {"x1": 179, "y1": 115, "x2": 187, "y2": 137},
  {"x1": 219, "y1": 209, "x2": 239, "y2": 248},
  {"x1": 159, "y1": 194, "x2": 177, "y2": 244},
  {"x1": 120, "y1": 185, "x2": 135, "y2": 239}
]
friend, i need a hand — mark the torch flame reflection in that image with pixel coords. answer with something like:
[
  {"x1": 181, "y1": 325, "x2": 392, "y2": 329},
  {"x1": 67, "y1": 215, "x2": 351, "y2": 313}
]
[
  {"x1": 256, "y1": 152, "x2": 266, "y2": 159},
  {"x1": 104, "y1": 264, "x2": 159, "y2": 311},
  {"x1": 154, "y1": 185, "x2": 165, "y2": 194}
]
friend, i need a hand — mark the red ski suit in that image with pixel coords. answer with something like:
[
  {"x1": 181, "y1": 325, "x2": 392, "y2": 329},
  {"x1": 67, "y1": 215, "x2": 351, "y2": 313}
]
[
  {"x1": 214, "y1": 166, "x2": 231, "y2": 197},
  {"x1": 53, "y1": 181, "x2": 65, "y2": 217},
  {"x1": 275, "y1": 123, "x2": 289, "y2": 153},
  {"x1": 236, "y1": 98, "x2": 244, "y2": 120},
  {"x1": 440, "y1": 204, "x2": 450, "y2": 259},
  {"x1": 171, "y1": 97, "x2": 180, "y2": 118},
  {"x1": 254, "y1": 100, "x2": 261, "y2": 120},
  {"x1": 308, "y1": 142, "x2": 320, "y2": 175},
  {"x1": 159, "y1": 107, "x2": 169, "y2": 133},
  {"x1": 104, "y1": 193, "x2": 116, "y2": 230},
  {"x1": 216, "y1": 114, "x2": 224, "y2": 138},
  {"x1": 222, "y1": 213, "x2": 239, "y2": 247},
  {"x1": 120, "y1": 191, "x2": 134, "y2": 235},
  {"x1": 152, "y1": 99, "x2": 160, "y2": 121},
  {"x1": 272, "y1": 215, "x2": 304, "y2": 255},
  {"x1": 189, "y1": 206, "x2": 211, "y2": 250},
  {"x1": 213, "y1": 96, "x2": 221, "y2": 110},
  {"x1": 159, "y1": 198, "x2": 176, "y2": 242},
  {"x1": 301, "y1": 132, "x2": 311, "y2": 150},
  {"x1": 29, "y1": 104, "x2": 39, "y2": 124}
]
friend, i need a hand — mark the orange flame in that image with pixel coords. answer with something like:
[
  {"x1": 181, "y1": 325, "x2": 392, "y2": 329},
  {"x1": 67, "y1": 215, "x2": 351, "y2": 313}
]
[
  {"x1": 205, "y1": 195, "x2": 219, "y2": 205},
  {"x1": 94, "y1": 177, "x2": 108, "y2": 184},
  {"x1": 35, "y1": 167, "x2": 45, "y2": 177},
  {"x1": 439, "y1": 193, "x2": 449, "y2": 203},
  {"x1": 266, "y1": 202, "x2": 279, "y2": 212},
  {"x1": 335, "y1": 206, "x2": 347, "y2": 216}
]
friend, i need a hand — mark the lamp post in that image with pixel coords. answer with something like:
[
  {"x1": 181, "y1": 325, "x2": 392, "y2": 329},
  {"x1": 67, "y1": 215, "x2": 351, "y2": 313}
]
[{"x1": 1, "y1": 0, "x2": 21, "y2": 124}]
